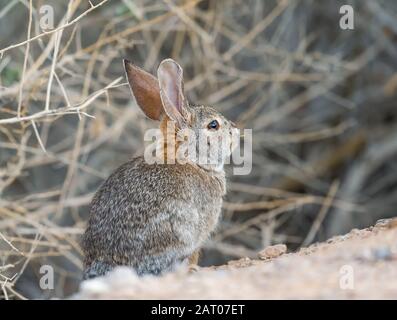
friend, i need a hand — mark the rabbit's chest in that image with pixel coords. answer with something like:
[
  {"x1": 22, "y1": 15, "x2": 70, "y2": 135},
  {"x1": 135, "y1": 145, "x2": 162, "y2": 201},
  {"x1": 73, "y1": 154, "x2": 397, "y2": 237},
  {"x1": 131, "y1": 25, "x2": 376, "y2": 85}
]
[
  {"x1": 174, "y1": 195, "x2": 221, "y2": 248},
  {"x1": 185, "y1": 182, "x2": 224, "y2": 241},
  {"x1": 198, "y1": 193, "x2": 222, "y2": 227},
  {"x1": 168, "y1": 167, "x2": 225, "y2": 246}
]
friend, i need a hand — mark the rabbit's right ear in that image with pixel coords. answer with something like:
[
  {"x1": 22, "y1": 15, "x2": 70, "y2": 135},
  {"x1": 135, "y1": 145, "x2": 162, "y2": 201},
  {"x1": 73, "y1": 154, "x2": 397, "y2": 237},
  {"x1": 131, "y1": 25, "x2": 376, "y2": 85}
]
[
  {"x1": 157, "y1": 59, "x2": 191, "y2": 128},
  {"x1": 124, "y1": 59, "x2": 163, "y2": 121}
]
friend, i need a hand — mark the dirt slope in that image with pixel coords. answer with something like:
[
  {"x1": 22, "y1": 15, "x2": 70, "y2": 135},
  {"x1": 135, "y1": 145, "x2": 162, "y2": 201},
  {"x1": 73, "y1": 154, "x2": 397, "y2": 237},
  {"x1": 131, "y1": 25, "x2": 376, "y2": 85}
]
[{"x1": 73, "y1": 219, "x2": 397, "y2": 299}]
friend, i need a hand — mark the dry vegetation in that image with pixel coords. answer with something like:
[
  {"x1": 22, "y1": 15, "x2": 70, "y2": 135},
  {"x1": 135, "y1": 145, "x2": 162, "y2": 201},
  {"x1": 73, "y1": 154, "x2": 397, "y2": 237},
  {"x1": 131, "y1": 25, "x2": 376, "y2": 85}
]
[{"x1": 0, "y1": 0, "x2": 396, "y2": 299}]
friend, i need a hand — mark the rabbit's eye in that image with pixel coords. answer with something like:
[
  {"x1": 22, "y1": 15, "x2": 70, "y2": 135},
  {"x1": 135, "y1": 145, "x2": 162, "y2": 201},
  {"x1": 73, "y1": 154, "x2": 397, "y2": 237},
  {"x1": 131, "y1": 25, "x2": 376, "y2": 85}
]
[{"x1": 208, "y1": 120, "x2": 219, "y2": 130}]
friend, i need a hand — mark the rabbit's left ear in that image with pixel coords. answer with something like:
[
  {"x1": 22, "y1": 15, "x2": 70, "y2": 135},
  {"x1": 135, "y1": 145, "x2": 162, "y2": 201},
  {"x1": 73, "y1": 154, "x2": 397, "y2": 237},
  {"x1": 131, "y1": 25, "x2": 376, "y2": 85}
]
[
  {"x1": 157, "y1": 59, "x2": 191, "y2": 127},
  {"x1": 124, "y1": 59, "x2": 163, "y2": 121}
]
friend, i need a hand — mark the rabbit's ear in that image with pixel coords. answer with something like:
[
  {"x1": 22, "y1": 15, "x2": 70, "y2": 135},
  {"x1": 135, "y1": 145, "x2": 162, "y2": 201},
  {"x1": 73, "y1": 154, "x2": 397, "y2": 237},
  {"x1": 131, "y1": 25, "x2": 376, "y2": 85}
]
[
  {"x1": 124, "y1": 59, "x2": 163, "y2": 121},
  {"x1": 157, "y1": 59, "x2": 191, "y2": 127}
]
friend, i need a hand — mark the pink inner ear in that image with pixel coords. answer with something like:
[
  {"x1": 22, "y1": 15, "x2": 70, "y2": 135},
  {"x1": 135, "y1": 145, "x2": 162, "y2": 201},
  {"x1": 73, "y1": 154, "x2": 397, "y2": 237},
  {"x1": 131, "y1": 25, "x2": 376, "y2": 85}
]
[
  {"x1": 158, "y1": 59, "x2": 185, "y2": 115},
  {"x1": 162, "y1": 70, "x2": 180, "y2": 111}
]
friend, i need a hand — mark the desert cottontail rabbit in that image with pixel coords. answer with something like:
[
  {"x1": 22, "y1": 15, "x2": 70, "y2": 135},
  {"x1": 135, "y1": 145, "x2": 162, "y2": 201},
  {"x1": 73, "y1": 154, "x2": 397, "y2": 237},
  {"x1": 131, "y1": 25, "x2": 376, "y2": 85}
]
[{"x1": 82, "y1": 58, "x2": 239, "y2": 279}]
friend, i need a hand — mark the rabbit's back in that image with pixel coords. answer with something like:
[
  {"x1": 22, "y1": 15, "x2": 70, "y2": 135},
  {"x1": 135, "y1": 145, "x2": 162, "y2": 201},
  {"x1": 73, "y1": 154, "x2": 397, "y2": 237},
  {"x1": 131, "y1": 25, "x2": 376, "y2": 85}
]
[{"x1": 82, "y1": 157, "x2": 225, "y2": 278}]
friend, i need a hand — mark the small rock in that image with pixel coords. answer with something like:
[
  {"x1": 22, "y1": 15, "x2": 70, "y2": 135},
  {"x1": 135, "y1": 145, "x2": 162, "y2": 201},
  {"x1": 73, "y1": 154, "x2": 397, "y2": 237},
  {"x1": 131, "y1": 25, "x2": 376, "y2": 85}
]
[
  {"x1": 227, "y1": 257, "x2": 253, "y2": 268},
  {"x1": 258, "y1": 244, "x2": 287, "y2": 260},
  {"x1": 375, "y1": 218, "x2": 397, "y2": 229},
  {"x1": 372, "y1": 247, "x2": 393, "y2": 261},
  {"x1": 387, "y1": 218, "x2": 397, "y2": 229}
]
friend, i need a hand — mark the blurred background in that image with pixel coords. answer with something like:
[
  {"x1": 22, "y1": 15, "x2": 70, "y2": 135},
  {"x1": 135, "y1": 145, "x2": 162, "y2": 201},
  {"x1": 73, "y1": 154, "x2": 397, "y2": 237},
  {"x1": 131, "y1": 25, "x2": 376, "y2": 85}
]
[{"x1": 0, "y1": 0, "x2": 396, "y2": 299}]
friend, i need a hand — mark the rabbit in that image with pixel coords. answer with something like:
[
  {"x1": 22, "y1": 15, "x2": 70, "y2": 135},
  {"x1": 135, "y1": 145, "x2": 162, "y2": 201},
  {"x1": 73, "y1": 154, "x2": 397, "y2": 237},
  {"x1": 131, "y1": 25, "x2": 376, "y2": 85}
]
[{"x1": 82, "y1": 58, "x2": 240, "y2": 279}]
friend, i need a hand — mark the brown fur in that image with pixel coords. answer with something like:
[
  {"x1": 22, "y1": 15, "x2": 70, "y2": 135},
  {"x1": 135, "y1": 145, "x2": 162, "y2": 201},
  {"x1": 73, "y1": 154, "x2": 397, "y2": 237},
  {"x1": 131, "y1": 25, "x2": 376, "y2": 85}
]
[{"x1": 82, "y1": 59, "x2": 237, "y2": 279}]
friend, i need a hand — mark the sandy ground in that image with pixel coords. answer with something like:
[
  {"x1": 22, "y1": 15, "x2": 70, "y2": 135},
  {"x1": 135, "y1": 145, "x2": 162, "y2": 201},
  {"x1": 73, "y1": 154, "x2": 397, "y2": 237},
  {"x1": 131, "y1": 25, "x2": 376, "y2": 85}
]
[{"x1": 73, "y1": 218, "x2": 397, "y2": 299}]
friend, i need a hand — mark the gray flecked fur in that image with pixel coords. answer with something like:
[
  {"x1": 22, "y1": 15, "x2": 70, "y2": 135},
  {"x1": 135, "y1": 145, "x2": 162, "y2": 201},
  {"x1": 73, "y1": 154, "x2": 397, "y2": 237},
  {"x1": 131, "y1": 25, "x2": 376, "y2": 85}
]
[{"x1": 82, "y1": 158, "x2": 225, "y2": 279}]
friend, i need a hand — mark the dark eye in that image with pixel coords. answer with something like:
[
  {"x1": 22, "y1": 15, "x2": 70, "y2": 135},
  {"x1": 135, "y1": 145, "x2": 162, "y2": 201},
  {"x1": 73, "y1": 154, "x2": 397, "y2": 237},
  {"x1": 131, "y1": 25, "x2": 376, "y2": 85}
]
[{"x1": 207, "y1": 120, "x2": 219, "y2": 130}]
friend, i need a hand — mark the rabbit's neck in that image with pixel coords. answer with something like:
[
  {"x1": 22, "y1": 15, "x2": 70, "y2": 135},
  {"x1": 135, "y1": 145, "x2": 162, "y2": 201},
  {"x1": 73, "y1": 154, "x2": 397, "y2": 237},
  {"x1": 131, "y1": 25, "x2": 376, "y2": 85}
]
[
  {"x1": 159, "y1": 116, "x2": 177, "y2": 163},
  {"x1": 195, "y1": 163, "x2": 226, "y2": 195},
  {"x1": 196, "y1": 162, "x2": 225, "y2": 174}
]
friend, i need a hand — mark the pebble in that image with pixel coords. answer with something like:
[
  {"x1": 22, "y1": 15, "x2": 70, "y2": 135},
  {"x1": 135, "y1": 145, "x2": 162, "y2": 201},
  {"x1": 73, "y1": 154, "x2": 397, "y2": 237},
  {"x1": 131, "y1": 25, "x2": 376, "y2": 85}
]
[
  {"x1": 258, "y1": 244, "x2": 287, "y2": 260},
  {"x1": 372, "y1": 247, "x2": 393, "y2": 261}
]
